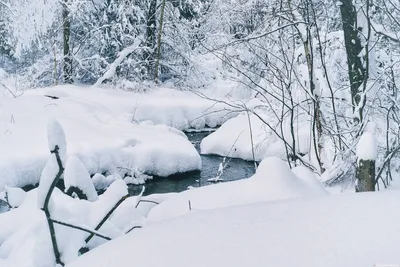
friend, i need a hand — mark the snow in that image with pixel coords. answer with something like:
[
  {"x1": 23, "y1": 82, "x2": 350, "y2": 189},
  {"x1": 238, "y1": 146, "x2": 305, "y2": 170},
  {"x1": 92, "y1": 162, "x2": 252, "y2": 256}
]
[
  {"x1": 4, "y1": 186, "x2": 26, "y2": 208},
  {"x1": 66, "y1": 191, "x2": 400, "y2": 267},
  {"x1": 0, "y1": 178, "x2": 139, "y2": 267},
  {"x1": 201, "y1": 111, "x2": 312, "y2": 161},
  {"x1": 37, "y1": 155, "x2": 61, "y2": 210},
  {"x1": 0, "y1": 85, "x2": 240, "y2": 190},
  {"x1": 146, "y1": 157, "x2": 328, "y2": 223},
  {"x1": 47, "y1": 119, "x2": 67, "y2": 161},
  {"x1": 94, "y1": 39, "x2": 142, "y2": 87},
  {"x1": 64, "y1": 156, "x2": 99, "y2": 201},
  {"x1": 200, "y1": 112, "x2": 270, "y2": 161},
  {"x1": 356, "y1": 122, "x2": 377, "y2": 161},
  {"x1": 291, "y1": 166, "x2": 328, "y2": 196}
]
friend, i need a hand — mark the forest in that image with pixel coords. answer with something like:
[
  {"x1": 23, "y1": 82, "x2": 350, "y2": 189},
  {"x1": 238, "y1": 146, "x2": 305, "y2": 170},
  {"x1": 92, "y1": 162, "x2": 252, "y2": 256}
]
[{"x1": 0, "y1": 0, "x2": 400, "y2": 267}]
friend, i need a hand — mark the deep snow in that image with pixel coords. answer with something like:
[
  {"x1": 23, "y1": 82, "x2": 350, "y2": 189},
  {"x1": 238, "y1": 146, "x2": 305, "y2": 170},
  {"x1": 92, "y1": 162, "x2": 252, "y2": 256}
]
[
  {"x1": 0, "y1": 85, "x2": 248, "y2": 190},
  {"x1": 146, "y1": 157, "x2": 328, "y2": 223},
  {"x1": 67, "y1": 191, "x2": 400, "y2": 267}
]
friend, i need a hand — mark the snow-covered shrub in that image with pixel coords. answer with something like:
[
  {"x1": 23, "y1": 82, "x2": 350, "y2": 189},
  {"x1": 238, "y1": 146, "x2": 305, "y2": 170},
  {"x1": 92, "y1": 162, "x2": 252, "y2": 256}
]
[{"x1": 0, "y1": 118, "x2": 150, "y2": 266}]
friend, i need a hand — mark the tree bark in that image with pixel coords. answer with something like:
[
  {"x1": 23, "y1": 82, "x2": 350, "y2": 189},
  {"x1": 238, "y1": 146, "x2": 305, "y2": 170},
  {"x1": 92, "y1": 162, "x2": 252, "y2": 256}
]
[
  {"x1": 145, "y1": 0, "x2": 157, "y2": 77},
  {"x1": 356, "y1": 159, "x2": 375, "y2": 192},
  {"x1": 63, "y1": 0, "x2": 73, "y2": 84},
  {"x1": 339, "y1": 0, "x2": 366, "y2": 122},
  {"x1": 154, "y1": 0, "x2": 166, "y2": 82}
]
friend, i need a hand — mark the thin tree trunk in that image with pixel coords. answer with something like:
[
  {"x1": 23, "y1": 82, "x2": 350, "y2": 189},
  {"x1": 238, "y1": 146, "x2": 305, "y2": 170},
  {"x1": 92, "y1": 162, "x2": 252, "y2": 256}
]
[
  {"x1": 145, "y1": 0, "x2": 157, "y2": 77},
  {"x1": 154, "y1": 0, "x2": 166, "y2": 82},
  {"x1": 63, "y1": 0, "x2": 73, "y2": 84}
]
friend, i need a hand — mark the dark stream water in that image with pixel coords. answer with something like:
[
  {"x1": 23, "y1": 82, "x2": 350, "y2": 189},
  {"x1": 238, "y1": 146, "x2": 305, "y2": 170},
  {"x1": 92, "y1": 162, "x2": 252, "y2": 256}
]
[
  {"x1": 0, "y1": 132, "x2": 257, "y2": 212},
  {"x1": 128, "y1": 131, "x2": 256, "y2": 196}
]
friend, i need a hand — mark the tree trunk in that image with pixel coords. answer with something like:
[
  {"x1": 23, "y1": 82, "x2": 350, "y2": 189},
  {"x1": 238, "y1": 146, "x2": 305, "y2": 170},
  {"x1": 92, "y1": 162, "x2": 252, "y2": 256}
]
[
  {"x1": 356, "y1": 159, "x2": 375, "y2": 192},
  {"x1": 63, "y1": 0, "x2": 73, "y2": 84},
  {"x1": 154, "y1": 0, "x2": 166, "y2": 82},
  {"x1": 145, "y1": 0, "x2": 157, "y2": 77},
  {"x1": 339, "y1": 0, "x2": 366, "y2": 122}
]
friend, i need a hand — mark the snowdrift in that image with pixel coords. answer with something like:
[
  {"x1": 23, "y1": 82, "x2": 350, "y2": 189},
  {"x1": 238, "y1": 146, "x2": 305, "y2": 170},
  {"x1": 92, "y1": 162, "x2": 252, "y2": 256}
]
[
  {"x1": 146, "y1": 157, "x2": 328, "y2": 223},
  {"x1": 67, "y1": 190, "x2": 400, "y2": 267}
]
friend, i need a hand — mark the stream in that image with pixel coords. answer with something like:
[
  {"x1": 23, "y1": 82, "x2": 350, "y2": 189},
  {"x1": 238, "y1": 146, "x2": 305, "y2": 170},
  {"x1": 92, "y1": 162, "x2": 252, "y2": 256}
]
[
  {"x1": 0, "y1": 132, "x2": 257, "y2": 212},
  {"x1": 128, "y1": 131, "x2": 256, "y2": 196}
]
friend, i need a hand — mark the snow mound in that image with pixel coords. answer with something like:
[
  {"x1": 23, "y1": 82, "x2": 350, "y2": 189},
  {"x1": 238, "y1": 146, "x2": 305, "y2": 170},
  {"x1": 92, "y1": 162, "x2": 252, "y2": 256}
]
[
  {"x1": 0, "y1": 178, "x2": 145, "y2": 267},
  {"x1": 0, "y1": 86, "x2": 203, "y2": 191},
  {"x1": 147, "y1": 157, "x2": 326, "y2": 223},
  {"x1": 356, "y1": 125, "x2": 377, "y2": 162},
  {"x1": 291, "y1": 166, "x2": 328, "y2": 196},
  {"x1": 4, "y1": 186, "x2": 26, "y2": 208},
  {"x1": 64, "y1": 156, "x2": 99, "y2": 201},
  {"x1": 201, "y1": 111, "x2": 312, "y2": 161},
  {"x1": 201, "y1": 113, "x2": 269, "y2": 161},
  {"x1": 66, "y1": 191, "x2": 400, "y2": 267},
  {"x1": 47, "y1": 118, "x2": 67, "y2": 161}
]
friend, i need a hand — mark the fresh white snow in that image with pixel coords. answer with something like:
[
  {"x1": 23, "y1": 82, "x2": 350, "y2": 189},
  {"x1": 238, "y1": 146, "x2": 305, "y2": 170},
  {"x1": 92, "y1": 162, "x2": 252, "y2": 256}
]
[
  {"x1": 356, "y1": 122, "x2": 377, "y2": 162},
  {"x1": 64, "y1": 156, "x2": 99, "y2": 201},
  {"x1": 1, "y1": 86, "x2": 234, "y2": 190},
  {"x1": 66, "y1": 191, "x2": 400, "y2": 267},
  {"x1": 146, "y1": 157, "x2": 328, "y2": 223},
  {"x1": 201, "y1": 111, "x2": 312, "y2": 161}
]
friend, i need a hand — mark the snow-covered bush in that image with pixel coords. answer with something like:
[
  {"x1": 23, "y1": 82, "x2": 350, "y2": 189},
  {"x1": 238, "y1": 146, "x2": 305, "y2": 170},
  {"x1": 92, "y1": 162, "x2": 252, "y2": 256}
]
[{"x1": 0, "y1": 119, "x2": 148, "y2": 266}]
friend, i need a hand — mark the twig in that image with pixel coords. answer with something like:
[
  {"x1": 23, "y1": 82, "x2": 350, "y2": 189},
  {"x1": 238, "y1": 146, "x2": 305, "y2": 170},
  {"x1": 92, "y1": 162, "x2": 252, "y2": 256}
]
[
  {"x1": 246, "y1": 109, "x2": 257, "y2": 171},
  {"x1": 51, "y1": 219, "x2": 111, "y2": 241},
  {"x1": 135, "y1": 199, "x2": 159, "y2": 209},
  {"x1": 84, "y1": 194, "x2": 128, "y2": 244},
  {"x1": 42, "y1": 145, "x2": 65, "y2": 266},
  {"x1": 126, "y1": 225, "x2": 142, "y2": 234}
]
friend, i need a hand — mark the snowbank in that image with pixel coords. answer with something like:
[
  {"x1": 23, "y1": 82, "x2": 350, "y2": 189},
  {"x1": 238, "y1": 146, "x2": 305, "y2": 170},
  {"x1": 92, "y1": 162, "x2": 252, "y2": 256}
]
[
  {"x1": 201, "y1": 111, "x2": 312, "y2": 161},
  {"x1": 0, "y1": 179, "x2": 145, "y2": 267},
  {"x1": 146, "y1": 157, "x2": 327, "y2": 223},
  {"x1": 0, "y1": 86, "x2": 205, "y2": 191},
  {"x1": 67, "y1": 191, "x2": 400, "y2": 267},
  {"x1": 28, "y1": 85, "x2": 242, "y2": 130}
]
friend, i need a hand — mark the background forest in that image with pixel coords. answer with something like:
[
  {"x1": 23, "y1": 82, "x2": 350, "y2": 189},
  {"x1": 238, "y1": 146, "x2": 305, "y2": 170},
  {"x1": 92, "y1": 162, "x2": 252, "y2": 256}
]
[{"x1": 1, "y1": 0, "x2": 400, "y2": 190}]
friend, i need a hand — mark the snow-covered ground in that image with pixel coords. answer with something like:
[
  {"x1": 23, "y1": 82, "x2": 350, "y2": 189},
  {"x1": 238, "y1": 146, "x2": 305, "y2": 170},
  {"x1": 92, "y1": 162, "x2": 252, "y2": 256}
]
[
  {"x1": 67, "y1": 190, "x2": 400, "y2": 267},
  {"x1": 0, "y1": 85, "x2": 245, "y2": 190},
  {"x1": 147, "y1": 157, "x2": 328, "y2": 223}
]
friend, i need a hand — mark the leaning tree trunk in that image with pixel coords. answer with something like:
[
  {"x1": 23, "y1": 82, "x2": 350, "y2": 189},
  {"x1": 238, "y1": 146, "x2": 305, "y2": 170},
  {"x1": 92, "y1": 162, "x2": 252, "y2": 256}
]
[{"x1": 63, "y1": 0, "x2": 73, "y2": 84}]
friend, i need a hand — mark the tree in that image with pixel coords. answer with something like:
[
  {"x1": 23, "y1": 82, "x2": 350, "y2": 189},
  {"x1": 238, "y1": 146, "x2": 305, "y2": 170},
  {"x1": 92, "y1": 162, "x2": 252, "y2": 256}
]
[
  {"x1": 62, "y1": 0, "x2": 73, "y2": 83},
  {"x1": 339, "y1": 0, "x2": 368, "y2": 123}
]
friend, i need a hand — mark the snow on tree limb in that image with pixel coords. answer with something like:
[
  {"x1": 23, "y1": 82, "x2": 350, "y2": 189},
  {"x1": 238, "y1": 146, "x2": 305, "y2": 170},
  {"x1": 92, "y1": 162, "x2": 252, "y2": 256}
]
[{"x1": 94, "y1": 39, "x2": 143, "y2": 87}]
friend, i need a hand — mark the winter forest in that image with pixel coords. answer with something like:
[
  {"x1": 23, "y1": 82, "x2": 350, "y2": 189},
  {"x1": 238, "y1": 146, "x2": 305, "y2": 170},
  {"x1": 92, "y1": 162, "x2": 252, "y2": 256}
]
[{"x1": 0, "y1": 0, "x2": 400, "y2": 266}]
